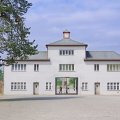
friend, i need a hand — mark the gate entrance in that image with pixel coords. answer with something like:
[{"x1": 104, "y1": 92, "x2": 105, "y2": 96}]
[{"x1": 55, "y1": 77, "x2": 78, "y2": 95}]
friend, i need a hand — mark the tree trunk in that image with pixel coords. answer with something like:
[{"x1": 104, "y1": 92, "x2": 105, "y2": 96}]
[{"x1": 0, "y1": 81, "x2": 3, "y2": 95}]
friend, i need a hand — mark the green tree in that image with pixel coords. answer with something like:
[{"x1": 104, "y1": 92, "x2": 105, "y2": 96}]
[
  {"x1": 56, "y1": 79, "x2": 62, "y2": 87},
  {"x1": 0, "y1": 0, "x2": 38, "y2": 65},
  {"x1": 0, "y1": 69, "x2": 3, "y2": 80}
]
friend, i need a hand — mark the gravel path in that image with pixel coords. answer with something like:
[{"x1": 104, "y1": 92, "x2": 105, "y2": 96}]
[{"x1": 0, "y1": 95, "x2": 120, "y2": 120}]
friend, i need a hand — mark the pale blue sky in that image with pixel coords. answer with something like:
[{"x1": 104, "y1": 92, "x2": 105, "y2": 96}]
[{"x1": 26, "y1": 0, "x2": 120, "y2": 52}]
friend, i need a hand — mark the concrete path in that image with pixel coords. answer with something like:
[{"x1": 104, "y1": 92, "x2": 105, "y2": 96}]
[{"x1": 0, "y1": 95, "x2": 120, "y2": 120}]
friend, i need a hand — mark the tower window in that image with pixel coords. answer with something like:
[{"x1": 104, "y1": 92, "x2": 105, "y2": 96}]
[{"x1": 59, "y1": 50, "x2": 74, "y2": 56}]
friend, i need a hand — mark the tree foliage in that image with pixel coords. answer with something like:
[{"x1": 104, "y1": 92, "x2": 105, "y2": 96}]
[
  {"x1": 0, "y1": 69, "x2": 3, "y2": 80},
  {"x1": 0, "y1": 0, "x2": 38, "y2": 65}
]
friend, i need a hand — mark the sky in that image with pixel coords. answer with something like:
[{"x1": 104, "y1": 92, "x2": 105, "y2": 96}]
[{"x1": 26, "y1": 0, "x2": 120, "y2": 53}]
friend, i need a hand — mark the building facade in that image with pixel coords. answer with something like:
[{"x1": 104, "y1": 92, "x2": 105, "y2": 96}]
[{"x1": 4, "y1": 31, "x2": 120, "y2": 95}]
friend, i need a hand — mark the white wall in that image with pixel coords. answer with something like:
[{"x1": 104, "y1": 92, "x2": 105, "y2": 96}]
[{"x1": 4, "y1": 45, "x2": 120, "y2": 95}]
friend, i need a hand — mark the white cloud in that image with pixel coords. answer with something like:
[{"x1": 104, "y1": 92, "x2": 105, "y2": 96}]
[
  {"x1": 26, "y1": 6, "x2": 120, "y2": 25},
  {"x1": 25, "y1": 0, "x2": 120, "y2": 52},
  {"x1": 106, "y1": 30, "x2": 120, "y2": 37}
]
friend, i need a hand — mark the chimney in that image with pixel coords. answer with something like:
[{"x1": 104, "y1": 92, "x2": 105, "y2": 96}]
[{"x1": 63, "y1": 30, "x2": 70, "y2": 39}]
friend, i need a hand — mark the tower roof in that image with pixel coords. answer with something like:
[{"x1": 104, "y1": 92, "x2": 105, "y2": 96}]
[
  {"x1": 46, "y1": 39, "x2": 87, "y2": 47},
  {"x1": 46, "y1": 30, "x2": 87, "y2": 47}
]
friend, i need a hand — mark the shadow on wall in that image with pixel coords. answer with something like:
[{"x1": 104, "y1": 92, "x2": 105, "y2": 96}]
[{"x1": 0, "y1": 81, "x2": 3, "y2": 95}]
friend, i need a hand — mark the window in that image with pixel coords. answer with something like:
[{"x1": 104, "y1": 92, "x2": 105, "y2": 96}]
[
  {"x1": 82, "y1": 82, "x2": 88, "y2": 91},
  {"x1": 107, "y1": 83, "x2": 110, "y2": 90},
  {"x1": 24, "y1": 82, "x2": 26, "y2": 89},
  {"x1": 46, "y1": 82, "x2": 48, "y2": 90},
  {"x1": 34, "y1": 64, "x2": 39, "y2": 72},
  {"x1": 11, "y1": 82, "x2": 26, "y2": 91},
  {"x1": 11, "y1": 82, "x2": 14, "y2": 90},
  {"x1": 18, "y1": 82, "x2": 20, "y2": 89},
  {"x1": 107, "y1": 82, "x2": 120, "y2": 91},
  {"x1": 117, "y1": 83, "x2": 119, "y2": 90},
  {"x1": 46, "y1": 82, "x2": 52, "y2": 90},
  {"x1": 49, "y1": 82, "x2": 52, "y2": 90},
  {"x1": 59, "y1": 64, "x2": 74, "y2": 71},
  {"x1": 94, "y1": 64, "x2": 99, "y2": 71},
  {"x1": 11, "y1": 64, "x2": 26, "y2": 71},
  {"x1": 59, "y1": 50, "x2": 74, "y2": 56},
  {"x1": 24, "y1": 64, "x2": 26, "y2": 71},
  {"x1": 21, "y1": 64, "x2": 23, "y2": 71},
  {"x1": 18, "y1": 64, "x2": 20, "y2": 70},
  {"x1": 21, "y1": 82, "x2": 23, "y2": 90},
  {"x1": 107, "y1": 64, "x2": 120, "y2": 72}
]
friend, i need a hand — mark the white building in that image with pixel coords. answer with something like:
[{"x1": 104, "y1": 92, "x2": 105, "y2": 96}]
[{"x1": 4, "y1": 31, "x2": 120, "y2": 95}]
